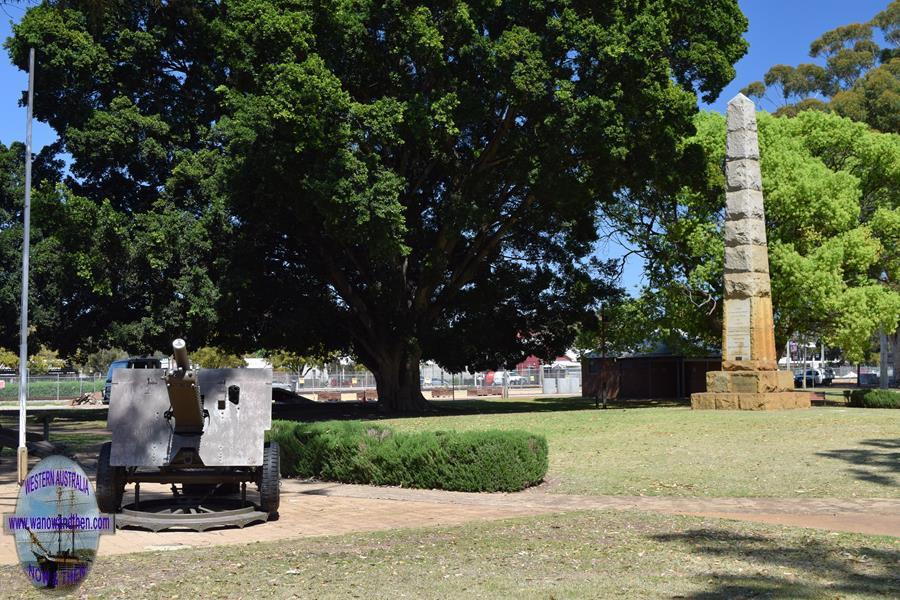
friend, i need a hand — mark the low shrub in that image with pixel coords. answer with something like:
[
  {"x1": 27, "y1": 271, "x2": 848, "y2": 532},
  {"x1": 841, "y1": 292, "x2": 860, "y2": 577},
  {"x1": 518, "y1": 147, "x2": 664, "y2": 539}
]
[
  {"x1": 848, "y1": 389, "x2": 900, "y2": 409},
  {"x1": 267, "y1": 420, "x2": 548, "y2": 492}
]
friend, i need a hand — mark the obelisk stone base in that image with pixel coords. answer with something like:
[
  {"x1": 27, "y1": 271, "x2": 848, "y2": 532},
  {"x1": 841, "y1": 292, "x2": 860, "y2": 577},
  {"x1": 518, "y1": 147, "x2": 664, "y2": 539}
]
[
  {"x1": 691, "y1": 370, "x2": 810, "y2": 410},
  {"x1": 691, "y1": 391, "x2": 811, "y2": 410}
]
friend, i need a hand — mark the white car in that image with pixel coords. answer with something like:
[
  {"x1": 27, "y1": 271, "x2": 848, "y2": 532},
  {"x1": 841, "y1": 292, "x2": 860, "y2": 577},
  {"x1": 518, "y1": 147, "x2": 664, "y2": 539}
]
[
  {"x1": 793, "y1": 369, "x2": 834, "y2": 387},
  {"x1": 494, "y1": 371, "x2": 526, "y2": 385}
]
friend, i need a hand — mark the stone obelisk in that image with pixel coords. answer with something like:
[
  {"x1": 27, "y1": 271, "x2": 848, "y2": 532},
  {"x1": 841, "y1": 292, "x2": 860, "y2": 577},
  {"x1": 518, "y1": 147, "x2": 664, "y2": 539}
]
[{"x1": 691, "y1": 94, "x2": 810, "y2": 410}]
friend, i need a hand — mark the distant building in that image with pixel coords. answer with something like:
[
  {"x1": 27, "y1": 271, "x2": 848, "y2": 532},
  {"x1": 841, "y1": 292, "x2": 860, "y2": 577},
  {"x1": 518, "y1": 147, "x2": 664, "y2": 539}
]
[
  {"x1": 582, "y1": 344, "x2": 720, "y2": 401},
  {"x1": 516, "y1": 355, "x2": 542, "y2": 371}
]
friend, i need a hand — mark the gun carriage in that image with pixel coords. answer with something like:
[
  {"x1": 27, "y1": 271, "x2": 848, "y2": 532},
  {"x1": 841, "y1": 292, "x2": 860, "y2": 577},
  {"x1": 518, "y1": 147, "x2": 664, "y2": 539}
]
[{"x1": 96, "y1": 339, "x2": 280, "y2": 529}]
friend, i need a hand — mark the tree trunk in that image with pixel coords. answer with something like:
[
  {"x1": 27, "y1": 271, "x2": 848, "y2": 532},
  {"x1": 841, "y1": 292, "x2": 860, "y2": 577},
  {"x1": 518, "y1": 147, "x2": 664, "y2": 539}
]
[{"x1": 370, "y1": 341, "x2": 431, "y2": 413}]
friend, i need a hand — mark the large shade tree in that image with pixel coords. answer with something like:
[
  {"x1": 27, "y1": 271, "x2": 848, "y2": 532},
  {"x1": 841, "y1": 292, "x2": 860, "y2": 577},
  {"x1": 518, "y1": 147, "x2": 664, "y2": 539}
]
[
  {"x1": 0, "y1": 139, "x2": 70, "y2": 351},
  {"x1": 7, "y1": 0, "x2": 748, "y2": 411}
]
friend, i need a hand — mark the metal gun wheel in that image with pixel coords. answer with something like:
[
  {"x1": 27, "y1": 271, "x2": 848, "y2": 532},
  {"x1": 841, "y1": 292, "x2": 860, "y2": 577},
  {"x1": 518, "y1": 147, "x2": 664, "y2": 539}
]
[
  {"x1": 257, "y1": 441, "x2": 280, "y2": 519},
  {"x1": 116, "y1": 497, "x2": 269, "y2": 532},
  {"x1": 96, "y1": 442, "x2": 125, "y2": 512}
]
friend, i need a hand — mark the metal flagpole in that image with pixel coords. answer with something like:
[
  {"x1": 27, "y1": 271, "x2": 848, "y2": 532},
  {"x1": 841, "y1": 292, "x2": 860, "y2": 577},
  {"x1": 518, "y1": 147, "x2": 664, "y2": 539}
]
[{"x1": 17, "y1": 48, "x2": 35, "y2": 485}]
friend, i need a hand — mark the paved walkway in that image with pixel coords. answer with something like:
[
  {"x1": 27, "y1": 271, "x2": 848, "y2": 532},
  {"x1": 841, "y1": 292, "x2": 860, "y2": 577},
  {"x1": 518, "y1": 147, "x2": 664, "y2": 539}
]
[
  {"x1": 1, "y1": 478, "x2": 897, "y2": 565},
  {"x1": 0, "y1": 480, "x2": 558, "y2": 565}
]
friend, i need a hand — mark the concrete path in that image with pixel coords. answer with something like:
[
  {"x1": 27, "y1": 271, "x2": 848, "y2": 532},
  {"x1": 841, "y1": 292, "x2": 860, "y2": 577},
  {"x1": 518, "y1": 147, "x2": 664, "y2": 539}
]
[{"x1": 1, "y1": 478, "x2": 897, "y2": 565}]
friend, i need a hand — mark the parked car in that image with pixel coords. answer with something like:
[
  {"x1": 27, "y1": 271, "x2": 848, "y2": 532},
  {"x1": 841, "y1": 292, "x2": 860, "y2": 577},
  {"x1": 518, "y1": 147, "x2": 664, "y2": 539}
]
[
  {"x1": 507, "y1": 373, "x2": 526, "y2": 385},
  {"x1": 102, "y1": 357, "x2": 162, "y2": 404},
  {"x1": 492, "y1": 371, "x2": 526, "y2": 385},
  {"x1": 794, "y1": 368, "x2": 834, "y2": 388}
]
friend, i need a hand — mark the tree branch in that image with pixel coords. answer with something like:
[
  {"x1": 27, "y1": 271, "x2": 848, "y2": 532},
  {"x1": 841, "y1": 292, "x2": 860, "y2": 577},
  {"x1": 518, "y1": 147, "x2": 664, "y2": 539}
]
[
  {"x1": 471, "y1": 105, "x2": 514, "y2": 176},
  {"x1": 422, "y1": 193, "x2": 537, "y2": 323}
]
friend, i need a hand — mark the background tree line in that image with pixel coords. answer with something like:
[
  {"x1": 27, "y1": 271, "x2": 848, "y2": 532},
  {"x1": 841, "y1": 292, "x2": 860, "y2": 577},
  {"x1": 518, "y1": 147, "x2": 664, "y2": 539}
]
[
  {"x1": 579, "y1": 3, "x2": 900, "y2": 375},
  {"x1": 0, "y1": 0, "x2": 749, "y2": 410},
  {"x1": 742, "y1": 1, "x2": 898, "y2": 133}
]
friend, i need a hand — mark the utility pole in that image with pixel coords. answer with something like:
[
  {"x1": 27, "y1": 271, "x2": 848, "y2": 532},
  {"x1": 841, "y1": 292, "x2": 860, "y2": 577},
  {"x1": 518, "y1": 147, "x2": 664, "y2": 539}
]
[
  {"x1": 880, "y1": 328, "x2": 889, "y2": 390},
  {"x1": 18, "y1": 48, "x2": 35, "y2": 484},
  {"x1": 801, "y1": 339, "x2": 807, "y2": 390}
]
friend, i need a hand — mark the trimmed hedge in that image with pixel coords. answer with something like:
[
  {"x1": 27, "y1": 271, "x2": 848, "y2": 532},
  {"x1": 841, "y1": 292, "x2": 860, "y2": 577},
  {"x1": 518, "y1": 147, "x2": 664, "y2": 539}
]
[
  {"x1": 267, "y1": 420, "x2": 548, "y2": 492},
  {"x1": 848, "y1": 389, "x2": 900, "y2": 409}
]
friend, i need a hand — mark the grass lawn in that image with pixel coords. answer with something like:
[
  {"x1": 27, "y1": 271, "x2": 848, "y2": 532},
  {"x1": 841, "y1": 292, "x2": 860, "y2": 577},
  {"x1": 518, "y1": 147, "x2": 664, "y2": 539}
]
[
  {"x1": 2, "y1": 397, "x2": 897, "y2": 499},
  {"x1": 4, "y1": 510, "x2": 897, "y2": 599},
  {"x1": 378, "y1": 398, "x2": 900, "y2": 498},
  {"x1": 0, "y1": 378, "x2": 104, "y2": 401}
]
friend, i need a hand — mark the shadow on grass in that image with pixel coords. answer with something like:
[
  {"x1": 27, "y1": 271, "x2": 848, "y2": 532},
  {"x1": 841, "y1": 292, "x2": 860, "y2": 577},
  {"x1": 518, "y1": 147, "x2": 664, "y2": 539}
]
[
  {"x1": 811, "y1": 390, "x2": 851, "y2": 407},
  {"x1": 652, "y1": 528, "x2": 899, "y2": 598},
  {"x1": 816, "y1": 438, "x2": 900, "y2": 488},
  {"x1": 406, "y1": 396, "x2": 690, "y2": 417},
  {"x1": 274, "y1": 395, "x2": 692, "y2": 422},
  {"x1": 429, "y1": 396, "x2": 598, "y2": 414}
]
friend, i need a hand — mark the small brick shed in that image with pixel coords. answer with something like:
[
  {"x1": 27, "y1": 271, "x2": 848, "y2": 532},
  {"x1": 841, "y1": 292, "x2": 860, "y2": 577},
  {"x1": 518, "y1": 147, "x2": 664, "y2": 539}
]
[{"x1": 582, "y1": 353, "x2": 721, "y2": 401}]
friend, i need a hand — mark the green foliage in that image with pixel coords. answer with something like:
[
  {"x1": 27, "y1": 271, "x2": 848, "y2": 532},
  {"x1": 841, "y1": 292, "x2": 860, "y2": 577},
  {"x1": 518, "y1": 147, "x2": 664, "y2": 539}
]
[
  {"x1": 757, "y1": 63, "x2": 834, "y2": 104},
  {"x1": 72, "y1": 347, "x2": 128, "y2": 375},
  {"x1": 267, "y1": 347, "x2": 340, "y2": 374},
  {"x1": 742, "y1": 2, "x2": 899, "y2": 133},
  {"x1": 848, "y1": 388, "x2": 900, "y2": 408},
  {"x1": 873, "y1": 1, "x2": 900, "y2": 49},
  {"x1": 609, "y1": 110, "x2": 900, "y2": 362},
  {"x1": 870, "y1": 207, "x2": 900, "y2": 283},
  {"x1": 0, "y1": 140, "x2": 71, "y2": 351},
  {"x1": 831, "y1": 59, "x2": 900, "y2": 133},
  {"x1": 761, "y1": 112, "x2": 900, "y2": 360},
  {"x1": 190, "y1": 346, "x2": 245, "y2": 368},
  {"x1": 573, "y1": 293, "x2": 708, "y2": 357},
  {"x1": 27, "y1": 345, "x2": 65, "y2": 374},
  {"x1": 0, "y1": 347, "x2": 18, "y2": 369},
  {"x1": 2, "y1": 4, "x2": 226, "y2": 356},
  {"x1": 5, "y1": 0, "x2": 748, "y2": 410},
  {"x1": 268, "y1": 420, "x2": 548, "y2": 492}
]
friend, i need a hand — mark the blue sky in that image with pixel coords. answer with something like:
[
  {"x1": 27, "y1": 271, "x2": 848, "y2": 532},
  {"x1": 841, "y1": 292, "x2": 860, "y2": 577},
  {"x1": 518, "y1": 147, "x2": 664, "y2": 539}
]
[
  {"x1": 614, "y1": 0, "x2": 891, "y2": 293},
  {"x1": 0, "y1": 1, "x2": 891, "y2": 292}
]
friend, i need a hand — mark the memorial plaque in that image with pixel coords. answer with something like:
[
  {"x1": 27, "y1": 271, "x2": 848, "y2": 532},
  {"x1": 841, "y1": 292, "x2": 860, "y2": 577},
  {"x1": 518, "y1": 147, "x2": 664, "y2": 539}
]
[{"x1": 724, "y1": 299, "x2": 751, "y2": 361}]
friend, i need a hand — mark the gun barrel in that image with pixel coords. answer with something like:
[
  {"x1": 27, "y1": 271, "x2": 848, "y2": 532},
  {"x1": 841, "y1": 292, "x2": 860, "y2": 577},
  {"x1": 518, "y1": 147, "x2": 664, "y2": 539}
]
[
  {"x1": 166, "y1": 338, "x2": 203, "y2": 435},
  {"x1": 172, "y1": 338, "x2": 190, "y2": 370}
]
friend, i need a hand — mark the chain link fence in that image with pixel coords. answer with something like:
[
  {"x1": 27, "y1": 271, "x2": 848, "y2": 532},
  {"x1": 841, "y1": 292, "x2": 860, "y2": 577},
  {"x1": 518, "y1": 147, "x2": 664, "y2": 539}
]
[
  {"x1": 0, "y1": 374, "x2": 103, "y2": 401},
  {"x1": 272, "y1": 365, "x2": 581, "y2": 397},
  {"x1": 0, "y1": 365, "x2": 583, "y2": 402}
]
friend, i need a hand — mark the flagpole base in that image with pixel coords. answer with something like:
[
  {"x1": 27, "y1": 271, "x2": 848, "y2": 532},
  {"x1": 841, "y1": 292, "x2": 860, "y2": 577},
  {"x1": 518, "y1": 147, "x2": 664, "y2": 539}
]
[{"x1": 17, "y1": 446, "x2": 28, "y2": 484}]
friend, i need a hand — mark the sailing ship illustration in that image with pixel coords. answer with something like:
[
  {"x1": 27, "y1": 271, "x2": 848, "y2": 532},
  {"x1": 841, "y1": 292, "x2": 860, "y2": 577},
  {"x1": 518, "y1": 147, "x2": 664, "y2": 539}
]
[{"x1": 22, "y1": 487, "x2": 93, "y2": 589}]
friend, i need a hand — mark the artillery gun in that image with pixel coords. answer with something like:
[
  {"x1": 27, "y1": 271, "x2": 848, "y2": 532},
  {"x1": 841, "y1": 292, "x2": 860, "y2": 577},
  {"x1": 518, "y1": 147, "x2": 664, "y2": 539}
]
[{"x1": 96, "y1": 339, "x2": 280, "y2": 529}]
